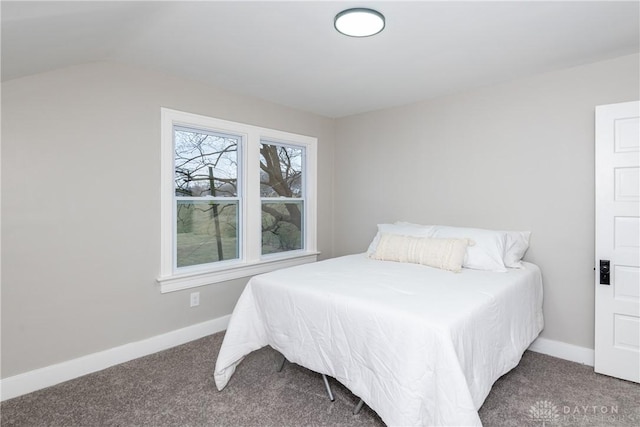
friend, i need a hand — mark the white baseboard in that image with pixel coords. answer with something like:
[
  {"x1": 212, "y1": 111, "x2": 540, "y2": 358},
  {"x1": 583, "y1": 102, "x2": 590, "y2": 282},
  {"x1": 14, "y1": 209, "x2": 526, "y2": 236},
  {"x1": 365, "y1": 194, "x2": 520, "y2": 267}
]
[
  {"x1": 0, "y1": 315, "x2": 231, "y2": 402},
  {"x1": 528, "y1": 336, "x2": 594, "y2": 366},
  {"x1": 0, "y1": 321, "x2": 592, "y2": 402}
]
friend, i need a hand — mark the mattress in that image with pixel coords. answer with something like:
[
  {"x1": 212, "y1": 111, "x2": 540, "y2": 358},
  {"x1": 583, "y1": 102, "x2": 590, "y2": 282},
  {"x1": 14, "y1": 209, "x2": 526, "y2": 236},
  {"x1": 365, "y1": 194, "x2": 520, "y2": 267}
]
[{"x1": 214, "y1": 254, "x2": 544, "y2": 426}]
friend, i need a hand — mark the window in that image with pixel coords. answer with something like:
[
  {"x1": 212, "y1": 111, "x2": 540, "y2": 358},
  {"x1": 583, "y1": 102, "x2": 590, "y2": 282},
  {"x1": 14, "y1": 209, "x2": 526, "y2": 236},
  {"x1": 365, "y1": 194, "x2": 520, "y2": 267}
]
[
  {"x1": 174, "y1": 127, "x2": 240, "y2": 268},
  {"x1": 159, "y1": 109, "x2": 318, "y2": 293},
  {"x1": 260, "y1": 142, "x2": 305, "y2": 255}
]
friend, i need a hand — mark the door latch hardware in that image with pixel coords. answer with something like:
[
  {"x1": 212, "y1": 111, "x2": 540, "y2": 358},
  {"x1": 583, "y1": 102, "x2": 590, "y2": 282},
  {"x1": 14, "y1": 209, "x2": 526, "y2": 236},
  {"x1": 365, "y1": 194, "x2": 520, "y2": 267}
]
[{"x1": 599, "y1": 260, "x2": 610, "y2": 285}]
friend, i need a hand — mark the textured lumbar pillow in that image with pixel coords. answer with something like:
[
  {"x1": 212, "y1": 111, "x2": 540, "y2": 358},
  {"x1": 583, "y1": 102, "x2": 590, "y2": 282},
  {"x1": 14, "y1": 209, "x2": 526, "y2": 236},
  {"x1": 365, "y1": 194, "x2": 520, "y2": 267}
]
[
  {"x1": 366, "y1": 223, "x2": 435, "y2": 256},
  {"x1": 371, "y1": 233, "x2": 472, "y2": 272}
]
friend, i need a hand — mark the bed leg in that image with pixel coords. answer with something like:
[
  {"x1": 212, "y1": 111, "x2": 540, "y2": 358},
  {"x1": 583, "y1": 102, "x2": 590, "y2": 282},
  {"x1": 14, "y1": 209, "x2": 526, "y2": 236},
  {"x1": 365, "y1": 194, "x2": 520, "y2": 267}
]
[
  {"x1": 276, "y1": 354, "x2": 286, "y2": 372},
  {"x1": 353, "y1": 398, "x2": 364, "y2": 415},
  {"x1": 321, "y1": 374, "x2": 335, "y2": 402}
]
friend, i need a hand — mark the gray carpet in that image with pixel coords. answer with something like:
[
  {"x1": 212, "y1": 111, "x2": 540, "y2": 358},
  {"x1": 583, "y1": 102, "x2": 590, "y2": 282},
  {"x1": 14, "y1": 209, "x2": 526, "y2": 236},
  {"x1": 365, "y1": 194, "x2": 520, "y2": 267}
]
[{"x1": 2, "y1": 331, "x2": 638, "y2": 426}]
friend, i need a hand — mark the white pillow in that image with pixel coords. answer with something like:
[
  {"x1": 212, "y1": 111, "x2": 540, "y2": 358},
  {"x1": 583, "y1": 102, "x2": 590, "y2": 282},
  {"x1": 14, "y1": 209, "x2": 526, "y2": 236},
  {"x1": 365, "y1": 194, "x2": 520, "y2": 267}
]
[
  {"x1": 371, "y1": 234, "x2": 471, "y2": 272},
  {"x1": 394, "y1": 221, "x2": 434, "y2": 228},
  {"x1": 431, "y1": 225, "x2": 508, "y2": 272},
  {"x1": 503, "y1": 231, "x2": 531, "y2": 268},
  {"x1": 366, "y1": 223, "x2": 435, "y2": 257}
]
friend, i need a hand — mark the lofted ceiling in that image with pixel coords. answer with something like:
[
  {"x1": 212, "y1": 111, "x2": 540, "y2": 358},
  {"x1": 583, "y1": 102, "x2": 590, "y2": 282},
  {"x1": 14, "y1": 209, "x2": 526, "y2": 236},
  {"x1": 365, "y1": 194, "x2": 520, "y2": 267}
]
[{"x1": 2, "y1": 1, "x2": 639, "y2": 118}]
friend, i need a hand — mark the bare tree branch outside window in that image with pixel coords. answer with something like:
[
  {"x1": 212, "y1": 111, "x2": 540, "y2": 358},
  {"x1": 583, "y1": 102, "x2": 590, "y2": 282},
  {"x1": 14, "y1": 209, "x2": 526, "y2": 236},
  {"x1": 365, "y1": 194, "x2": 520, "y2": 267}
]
[
  {"x1": 174, "y1": 128, "x2": 239, "y2": 267},
  {"x1": 260, "y1": 143, "x2": 304, "y2": 254}
]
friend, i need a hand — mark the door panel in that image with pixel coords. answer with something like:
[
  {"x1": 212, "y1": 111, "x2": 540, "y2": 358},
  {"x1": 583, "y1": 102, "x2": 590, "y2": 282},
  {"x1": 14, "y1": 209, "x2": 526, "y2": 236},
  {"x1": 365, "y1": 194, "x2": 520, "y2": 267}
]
[
  {"x1": 614, "y1": 265, "x2": 640, "y2": 301},
  {"x1": 613, "y1": 314, "x2": 639, "y2": 351},
  {"x1": 614, "y1": 217, "x2": 639, "y2": 248},
  {"x1": 614, "y1": 116, "x2": 639, "y2": 152},
  {"x1": 614, "y1": 167, "x2": 639, "y2": 201}
]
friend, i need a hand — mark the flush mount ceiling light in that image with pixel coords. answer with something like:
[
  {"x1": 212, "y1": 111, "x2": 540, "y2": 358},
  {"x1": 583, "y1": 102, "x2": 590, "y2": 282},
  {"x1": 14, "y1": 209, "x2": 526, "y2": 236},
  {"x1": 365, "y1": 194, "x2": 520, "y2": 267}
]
[{"x1": 334, "y1": 8, "x2": 385, "y2": 37}]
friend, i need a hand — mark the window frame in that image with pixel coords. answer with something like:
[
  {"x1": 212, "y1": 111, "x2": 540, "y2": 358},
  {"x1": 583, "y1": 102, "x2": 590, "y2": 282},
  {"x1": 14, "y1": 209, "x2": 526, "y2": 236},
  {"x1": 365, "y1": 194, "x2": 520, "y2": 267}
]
[{"x1": 158, "y1": 108, "x2": 318, "y2": 293}]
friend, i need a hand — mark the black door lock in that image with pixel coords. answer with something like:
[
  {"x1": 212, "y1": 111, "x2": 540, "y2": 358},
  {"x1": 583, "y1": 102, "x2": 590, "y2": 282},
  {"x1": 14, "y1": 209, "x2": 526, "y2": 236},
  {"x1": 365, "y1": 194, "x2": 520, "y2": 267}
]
[{"x1": 600, "y1": 260, "x2": 610, "y2": 285}]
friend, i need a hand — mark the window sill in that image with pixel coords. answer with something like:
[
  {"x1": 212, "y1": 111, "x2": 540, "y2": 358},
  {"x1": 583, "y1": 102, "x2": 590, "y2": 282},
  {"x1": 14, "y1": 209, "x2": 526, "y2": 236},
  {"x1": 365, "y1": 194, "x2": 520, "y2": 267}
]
[{"x1": 157, "y1": 251, "x2": 320, "y2": 293}]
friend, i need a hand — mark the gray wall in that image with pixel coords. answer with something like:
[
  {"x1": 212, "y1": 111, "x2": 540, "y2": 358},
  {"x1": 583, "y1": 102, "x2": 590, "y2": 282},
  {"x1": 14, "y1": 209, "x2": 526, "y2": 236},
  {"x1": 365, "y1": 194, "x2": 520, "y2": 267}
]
[
  {"x1": 333, "y1": 53, "x2": 639, "y2": 349},
  {"x1": 1, "y1": 62, "x2": 335, "y2": 377},
  {"x1": 3, "y1": 53, "x2": 638, "y2": 378}
]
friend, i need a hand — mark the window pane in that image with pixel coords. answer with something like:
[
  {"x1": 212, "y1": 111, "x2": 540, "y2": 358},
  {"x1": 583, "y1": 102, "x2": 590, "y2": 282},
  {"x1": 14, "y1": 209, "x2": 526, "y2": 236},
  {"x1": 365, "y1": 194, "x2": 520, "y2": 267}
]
[
  {"x1": 175, "y1": 127, "x2": 238, "y2": 197},
  {"x1": 260, "y1": 143, "x2": 303, "y2": 198},
  {"x1": 262, "y1": 201, "x2": 303, "y2": 255},
  {"x1": 176, "y1": 200, "x2": 238, "y2": 268}
]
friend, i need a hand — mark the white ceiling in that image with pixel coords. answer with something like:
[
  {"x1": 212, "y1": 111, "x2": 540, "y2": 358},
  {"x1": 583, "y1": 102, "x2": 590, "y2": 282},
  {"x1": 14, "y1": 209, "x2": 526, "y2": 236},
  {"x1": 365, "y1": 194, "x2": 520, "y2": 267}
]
[{"x1": 2, "y1": 1, "x2": 639, "y2": 118}]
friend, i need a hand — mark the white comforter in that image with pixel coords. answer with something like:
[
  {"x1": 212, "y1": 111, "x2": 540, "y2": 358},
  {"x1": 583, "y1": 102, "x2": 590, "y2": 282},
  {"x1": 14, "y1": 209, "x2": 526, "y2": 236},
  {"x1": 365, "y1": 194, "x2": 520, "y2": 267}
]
[{"x1": 214, "y1": 254, "x2": 544, "y2": 426}]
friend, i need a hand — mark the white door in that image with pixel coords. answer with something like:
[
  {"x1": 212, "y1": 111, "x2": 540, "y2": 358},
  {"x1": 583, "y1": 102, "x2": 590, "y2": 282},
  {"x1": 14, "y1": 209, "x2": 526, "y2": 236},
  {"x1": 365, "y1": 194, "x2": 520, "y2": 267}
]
[{"x1": 595, "y1": 100, "x2": 640, "y2": 383}]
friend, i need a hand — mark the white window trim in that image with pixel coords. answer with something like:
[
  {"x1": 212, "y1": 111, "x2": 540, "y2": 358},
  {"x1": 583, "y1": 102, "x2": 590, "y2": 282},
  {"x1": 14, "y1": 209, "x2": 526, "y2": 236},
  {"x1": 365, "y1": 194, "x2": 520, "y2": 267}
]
[{"x1": 158, "y1": 108, "x2": 318, "y2": 293}]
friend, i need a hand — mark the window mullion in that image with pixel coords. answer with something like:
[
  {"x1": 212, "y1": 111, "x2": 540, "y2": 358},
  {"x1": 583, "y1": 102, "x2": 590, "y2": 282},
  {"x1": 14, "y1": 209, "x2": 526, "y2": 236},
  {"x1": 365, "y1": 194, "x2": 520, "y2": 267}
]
[
  {"x1": 244, "y1": 133, "x2": 262, "y2": 263},
  {"x1": 175, "y1": 197, "x2": 240, "y2": 202},
  {"x1": 304, "y1": 141, "x2": 317, "y2": 253}
]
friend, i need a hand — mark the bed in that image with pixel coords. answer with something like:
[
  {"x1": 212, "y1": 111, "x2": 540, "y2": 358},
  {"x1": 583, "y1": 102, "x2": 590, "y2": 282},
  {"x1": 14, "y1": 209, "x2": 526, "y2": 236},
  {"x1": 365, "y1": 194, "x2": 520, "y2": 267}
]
[{"x1": 214, "y1": 225, "x2": 544, "y2": 426}]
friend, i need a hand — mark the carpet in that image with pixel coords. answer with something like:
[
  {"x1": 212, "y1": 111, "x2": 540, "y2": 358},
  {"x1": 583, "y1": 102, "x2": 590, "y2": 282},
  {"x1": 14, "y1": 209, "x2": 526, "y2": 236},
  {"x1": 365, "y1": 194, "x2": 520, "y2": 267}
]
[{"x1": 2, "y1": 332, "x2": 638, "y2": 426}]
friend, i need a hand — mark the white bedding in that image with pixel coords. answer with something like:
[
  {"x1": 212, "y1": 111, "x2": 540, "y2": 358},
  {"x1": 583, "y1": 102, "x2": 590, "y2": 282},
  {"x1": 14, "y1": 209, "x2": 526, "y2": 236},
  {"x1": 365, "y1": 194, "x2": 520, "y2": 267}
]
[{"x1": 214, "y1": 254, "x2": 544, "y2": 426}]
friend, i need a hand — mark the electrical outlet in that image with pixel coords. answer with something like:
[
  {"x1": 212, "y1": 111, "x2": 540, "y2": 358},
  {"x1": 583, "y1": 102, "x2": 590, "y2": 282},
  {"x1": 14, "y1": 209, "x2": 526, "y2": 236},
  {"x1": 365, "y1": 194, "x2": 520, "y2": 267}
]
[{"x1": 190, "y1": 292, "x2": 200, "y2": 307}]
